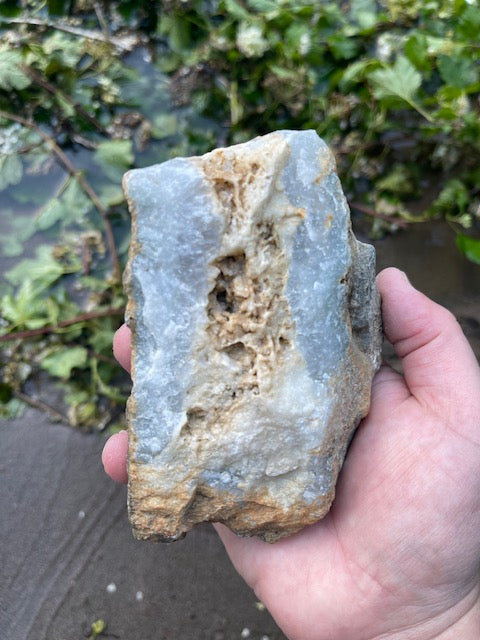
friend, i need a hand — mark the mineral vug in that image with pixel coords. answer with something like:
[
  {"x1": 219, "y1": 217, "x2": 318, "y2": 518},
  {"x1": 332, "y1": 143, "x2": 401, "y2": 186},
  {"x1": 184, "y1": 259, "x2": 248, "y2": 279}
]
[{"x1": 123, "y1": 130, "x2": 382, "y2": 543}]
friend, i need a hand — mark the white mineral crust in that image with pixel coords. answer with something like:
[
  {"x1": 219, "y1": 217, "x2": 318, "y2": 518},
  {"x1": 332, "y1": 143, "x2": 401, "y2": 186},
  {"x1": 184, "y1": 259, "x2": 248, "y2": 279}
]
[{"x1": 123, "y1": 130, "x2": 382, "y2": 543}]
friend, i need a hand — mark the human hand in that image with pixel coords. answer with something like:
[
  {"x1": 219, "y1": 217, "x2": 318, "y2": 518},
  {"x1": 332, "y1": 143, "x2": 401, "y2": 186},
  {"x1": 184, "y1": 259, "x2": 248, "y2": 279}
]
[{"x1": 103, "y1": 267, "x2": 480, "y2": 640}]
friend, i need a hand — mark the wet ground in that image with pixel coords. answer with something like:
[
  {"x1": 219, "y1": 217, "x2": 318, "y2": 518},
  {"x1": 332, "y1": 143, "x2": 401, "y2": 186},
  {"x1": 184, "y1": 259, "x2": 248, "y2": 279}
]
[{"x1": 1, "y1": 220, "x2": 480, "y2": 640}]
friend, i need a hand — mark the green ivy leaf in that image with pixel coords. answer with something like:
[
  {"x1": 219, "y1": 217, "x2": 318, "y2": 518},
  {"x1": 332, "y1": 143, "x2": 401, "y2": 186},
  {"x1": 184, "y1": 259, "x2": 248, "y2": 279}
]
[
  {"x1": 152, "y1": 113, "x2": 178, "y2": 139},
  {"x1": 376, "y1": 164, "x2": 416, "y2": 196},
  {"x1": 437, "y1": 54, "x2": 478, "y2": 89},
  {"x1": 42, "y1": 32, "x2": 84, "y2": 67},
  {"x1": 0, "y1": 154, "x2": 23, "y2": 191},
  {"x1": 369, "y1": 55, "x2": 432, "y2": 120},
  {"x1": 97, "y1": 183, "x2": 125, "y2": 208},
  {"x1": 222, "y1": 0, "x2": 251, "y2": 21},
  {"x1": 41, "y1": 346, "x2": 88, "y2": 379},
  {"x1": 245, "y1": 0, "x2": 279, "y2": 16},
  {"x1": 0, "y1": 397, "x2": 25, "y2": 420},
  {"x1": 458, "y1": 5, "x2": 480, "y2": 39},
  {"x1": 5, "y1": 245, "x2": 80, "y2": 292},
  {"x1": 94, "y1": 140, "x2": 134, "y2": 181},
  {"x1": 35, "y1": 178, "x2": 93, "y2": 231},
  {"x1": 370, "y1": 55, "x2": 421, "y2": 102},
  {"x1": 456, "y1": 234, "x2": 480, "y2": 265},
  {"x1": 0, "y1": 51, "x2": 31, "y2": 90},
  {"x1": 0, "y1": 210, "x2": 36, "y2": 258},
  {"x1": 404, "y1": 33, "x2": 430, "y2": 72},
  {"x1": 350, "y1": 0, "x2": 377, "y2": 30},
  {"x1": 339, "y1": 59, "x2": 377, "y2": 89},
  {"x1": 429, "y1": 179, "x2": 470, "y2": 215},
  {"x1": 328, "y1": 35, "x2": 359, "y2": 60},
  {"x1": 1, "y1": 280, "x2": 49, "y2": 329}
]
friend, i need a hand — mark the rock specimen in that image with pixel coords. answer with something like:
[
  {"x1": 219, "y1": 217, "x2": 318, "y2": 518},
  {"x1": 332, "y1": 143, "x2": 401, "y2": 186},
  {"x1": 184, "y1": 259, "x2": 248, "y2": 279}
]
[{"x1": 123, "y1": 130, "x2": 382, "y2": 543}]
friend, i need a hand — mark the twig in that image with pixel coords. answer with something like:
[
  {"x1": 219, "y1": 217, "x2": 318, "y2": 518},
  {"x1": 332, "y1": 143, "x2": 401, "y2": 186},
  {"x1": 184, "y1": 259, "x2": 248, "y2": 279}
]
[
  {"x1": 72, "y1": 134, "x2": 99, "y2": 150},
  {"x1": 0, "y1": 308, "x2": 124, "y2": 343},
  {"x1": 14, "y1": 390, "x2": 69, "y2": 423},
  {"x1": 88, "y1": 349, "x2": 118, "y2": 366},
  {"x1": 14, "y1": 140, "x2": 45, "y2": 155},
  {"x1": 348, "y1": 201, "x2": 409, "y2": 229},
  {"x1": 22, "y1": 65, "x2": 108, "y2": 135},
  {"x1": 3, "y1": 17, "x2": 138, "y2": 52},
  {"x1": 94, "y1": 1, "x2": 111, "y2": 41},
  {"x1": 0, "y1": 110, "x2": 121, "y2": 282}
]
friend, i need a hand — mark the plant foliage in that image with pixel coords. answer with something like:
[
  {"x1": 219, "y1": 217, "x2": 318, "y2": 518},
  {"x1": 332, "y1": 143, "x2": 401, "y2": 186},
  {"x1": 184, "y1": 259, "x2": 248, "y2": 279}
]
[{"x1": 0, "y1": 0, "x2": 479, "y2": 427}]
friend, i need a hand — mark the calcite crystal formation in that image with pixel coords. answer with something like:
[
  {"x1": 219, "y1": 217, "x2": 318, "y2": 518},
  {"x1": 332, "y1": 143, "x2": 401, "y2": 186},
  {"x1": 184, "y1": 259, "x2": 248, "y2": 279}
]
[{"x1": 123, "y1": 130, "x2": 382, "y2": 543}]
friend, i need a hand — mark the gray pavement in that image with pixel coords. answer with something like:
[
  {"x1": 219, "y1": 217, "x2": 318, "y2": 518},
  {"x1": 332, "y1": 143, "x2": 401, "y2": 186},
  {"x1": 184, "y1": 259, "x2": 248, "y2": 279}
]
[{"x1": 1, "y1": 412, "x2": 285, "y2": 640}]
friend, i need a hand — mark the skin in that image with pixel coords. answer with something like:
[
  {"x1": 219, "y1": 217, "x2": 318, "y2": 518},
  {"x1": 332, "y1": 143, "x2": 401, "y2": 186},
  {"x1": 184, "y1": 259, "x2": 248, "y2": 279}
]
[{"x1": 103, "y1": 267, "x2": 480, "y2": 640}]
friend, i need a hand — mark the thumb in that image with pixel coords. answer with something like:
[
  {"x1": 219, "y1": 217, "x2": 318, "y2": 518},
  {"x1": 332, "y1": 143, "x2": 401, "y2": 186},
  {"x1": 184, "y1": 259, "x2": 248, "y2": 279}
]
[{"x1": 376, "y1": 268, "x2": 480, "y2": 417}]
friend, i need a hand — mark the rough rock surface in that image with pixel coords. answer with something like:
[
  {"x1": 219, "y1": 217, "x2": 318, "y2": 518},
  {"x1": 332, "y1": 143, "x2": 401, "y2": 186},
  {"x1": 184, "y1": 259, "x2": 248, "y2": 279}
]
[{"x1": 123, "y1": 130, "x2": 382, "y2": 543}]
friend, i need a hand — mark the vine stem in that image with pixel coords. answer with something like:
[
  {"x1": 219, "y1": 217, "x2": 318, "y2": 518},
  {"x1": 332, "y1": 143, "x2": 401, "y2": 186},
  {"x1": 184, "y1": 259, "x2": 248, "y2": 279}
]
[
  {"x1": 0, "y1": 308, "x2": 124, "y2": 343},
  {"x1": 0, "y1": 110, "x2": 121, "y2": 282},
  {"x1": 348, "y1": 201, "x2": 409, "y2": 229},
  {"x1": 4, "y1": 17, "x2": 137, "y2": 51},
  {"x1": 14, "y1": 390, "x2": 69, "y2": 424},
  {"x1": 21, "y1": 66, "x2": 108, "y2": 135}
]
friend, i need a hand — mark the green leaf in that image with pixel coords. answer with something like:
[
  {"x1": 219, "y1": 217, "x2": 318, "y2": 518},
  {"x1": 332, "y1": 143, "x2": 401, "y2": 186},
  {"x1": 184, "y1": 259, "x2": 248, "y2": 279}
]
[
  {"x1": 152, "y1": 113, "x2": 178, "y2": 139},
  {"x1": 47, "y1": 0, "x2": 70, "y2": 15},
  {"x1": 91, "y1": 358, "x2": 126, "y2": 403},
  {"x1": 1, "y1": 280, "x2": 48, "y2": 329},
  {"x1": 222, "y1": 0, "x2": 251, "y2": 21},
  {"x1": 56, "y1": 93, "x2": 76, "y2": 118},
  {"x1": 245, "y1": 0, "x2": 279, "y2": 16},
  {"x1": 0, "y1": 210, "x2": 36, "y2": 258},
  {"x1": 0, "y1": 235, "x2": 23, "y2": 257},
  {"x1": 370, "y1": 55, "x2": 421, "y2": 102},
  {"x1": 0, "y1": 154, "x2": 23, "y2": 191},
  {"x1": 5, "y1": 245, "x2": 79, "y2": 291},
  {"x1": 97, "y1": 183, "x2": 125, "y2": 208},
  {"x1": 0, "y1": 0, "x2": 21, "y2": 17},
  {"x1": 169, "y1": 15, "x2": 192, "y2": 52},
  {"x1": 328, "y1": 35, "x2": 359, "y2": 60},
  {"x1": 35, "y1": 178, "x2": 93, "y2": 231},
  {"x1": 404, "y1": 33, "x2": 430, "y2": 72},
  {"x1": 369, "y1": 55, "x2": 432, "y2": 120},
  {"x1": 0, "y1": 398, "x2": 25, "y2": 420},
  {"x1": 385, "y1": 0, "x2": 420, "y2": 21},
  {"x1": 376, "y1": 164, "x2": 415, "y2": 196},
  {"x1": 430, "y1": 179, "x2": 470, "y2": 215},
  {"x1": 339, "y1": 59, "x2": 377, "y2": 89},
  {"x1": 456, "y1": 234, "x2": 480, "y2": 265},
  {"x1": 458, "y1": 6, "x2": 480, "y2": 39},
  {"x1": 350, "y1": 0, "x2": 378, "y2": 30},
  {"x1": 41, "y1": 346, "x2": 88, "y2": 379},
  {"x1": 94, "y1": 140, "x2": 134, "y2": 182},
  {"x1": 0, "y1": 51, "x2": 31, "y2": 90},
  {"x1": 0, "y1": 382, "x2": 13, "y2": 404},
  {"x1": 437, "y1": 54, "x2": 478, "y2": 89},
  {"x1": 89, "y1": 619, "x2": 107, "y2": 640},
  {"x1": 42, "y1": 32, "x2": 84, "y2": 68}
]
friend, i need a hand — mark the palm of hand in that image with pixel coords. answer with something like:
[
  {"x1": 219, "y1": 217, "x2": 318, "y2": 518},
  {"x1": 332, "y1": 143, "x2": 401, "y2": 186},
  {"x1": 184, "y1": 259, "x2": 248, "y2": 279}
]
[{"x1": 215, "y1": 272, "x2": 480, "y2": 640}]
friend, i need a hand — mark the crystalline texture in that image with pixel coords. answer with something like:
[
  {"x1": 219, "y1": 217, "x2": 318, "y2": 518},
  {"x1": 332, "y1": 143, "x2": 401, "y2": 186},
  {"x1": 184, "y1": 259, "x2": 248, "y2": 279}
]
[{"x1": 123, "y1": 130, "x2": 382, "y2": 543}]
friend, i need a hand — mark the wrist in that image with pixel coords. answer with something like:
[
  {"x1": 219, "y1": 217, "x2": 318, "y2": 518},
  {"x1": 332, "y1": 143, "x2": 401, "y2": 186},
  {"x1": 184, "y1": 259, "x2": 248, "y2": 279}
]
[{"x1": 378, "y1": 585, "x2": 480, "y2": 640}]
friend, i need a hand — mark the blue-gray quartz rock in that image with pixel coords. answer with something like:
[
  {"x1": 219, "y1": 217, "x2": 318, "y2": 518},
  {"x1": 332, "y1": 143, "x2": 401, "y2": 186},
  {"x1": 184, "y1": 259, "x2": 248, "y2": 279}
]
[{"x1": 123, "y1": 130, "x2": 382, "y2": 543}]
